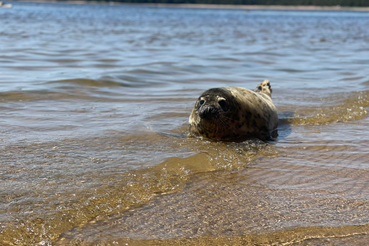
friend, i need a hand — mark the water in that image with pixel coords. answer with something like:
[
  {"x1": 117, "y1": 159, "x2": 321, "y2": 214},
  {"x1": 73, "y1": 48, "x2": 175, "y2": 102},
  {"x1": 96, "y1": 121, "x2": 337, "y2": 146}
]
[{"x1": 1, "y1": 2, "x2": 369, "y2": 245}]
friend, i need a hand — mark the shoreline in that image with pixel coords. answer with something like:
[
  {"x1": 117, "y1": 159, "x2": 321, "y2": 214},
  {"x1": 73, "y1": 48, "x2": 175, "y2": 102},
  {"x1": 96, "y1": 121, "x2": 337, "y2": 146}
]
[{"x1": 10, "y1": 0, "x2": 369, "y2": 11}]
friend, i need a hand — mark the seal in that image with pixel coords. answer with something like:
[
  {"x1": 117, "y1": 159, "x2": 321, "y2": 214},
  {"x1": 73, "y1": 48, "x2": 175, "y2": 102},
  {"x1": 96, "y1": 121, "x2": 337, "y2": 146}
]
[{"x1": 189, "y1": 80, "x2": 278, "y2": 141}]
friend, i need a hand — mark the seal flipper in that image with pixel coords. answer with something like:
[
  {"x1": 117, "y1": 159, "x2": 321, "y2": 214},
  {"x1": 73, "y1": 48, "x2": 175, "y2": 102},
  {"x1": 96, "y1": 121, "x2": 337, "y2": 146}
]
[{"x1": 254, "y1": 80, "x2": 272, "y2": 98}]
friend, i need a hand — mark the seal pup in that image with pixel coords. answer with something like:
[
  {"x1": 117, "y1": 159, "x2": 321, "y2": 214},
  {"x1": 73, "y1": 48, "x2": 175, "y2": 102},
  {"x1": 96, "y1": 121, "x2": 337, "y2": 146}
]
[{"x1": 189, "y1": 80, "x2": 278, "y2": 141}]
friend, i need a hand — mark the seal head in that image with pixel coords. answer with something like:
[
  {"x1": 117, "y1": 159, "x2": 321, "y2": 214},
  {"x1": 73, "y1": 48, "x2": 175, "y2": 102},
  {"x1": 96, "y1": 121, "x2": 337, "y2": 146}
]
[{"x1": 197, "y1": 88, "x2": 233, "y2": 120}]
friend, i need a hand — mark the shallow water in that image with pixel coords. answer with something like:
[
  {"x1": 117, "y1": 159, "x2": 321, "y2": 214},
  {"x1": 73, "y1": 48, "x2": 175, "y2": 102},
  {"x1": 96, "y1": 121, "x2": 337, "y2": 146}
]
[{"x1": 1, "y1": 2, "x2": 369, "y2": 245}]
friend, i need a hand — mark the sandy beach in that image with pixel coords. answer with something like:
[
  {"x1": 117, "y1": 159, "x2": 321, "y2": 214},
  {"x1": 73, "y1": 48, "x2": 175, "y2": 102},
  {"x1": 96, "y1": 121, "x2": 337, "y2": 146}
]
[
  {"x1": 11, "y1": 0, "x2": 369, "y2": 11},
  {"x1": 126, "y1": 3, "x2": 369, "y2": 11}
]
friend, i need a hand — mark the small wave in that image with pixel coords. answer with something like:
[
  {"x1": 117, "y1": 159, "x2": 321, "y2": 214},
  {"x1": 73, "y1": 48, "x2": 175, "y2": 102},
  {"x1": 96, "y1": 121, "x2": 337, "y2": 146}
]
[
  {"x1": 0, "y1": 90, "x2": 80, "y2": 102},
  {"x1": 285, "y1": 90, "x2": 369, "y2": 125},
  {"x1": 50, "y1": 76, "x2": 165, "y2": 88},
  {"x1": 362, "y1": 79, "x2": 369, "y2": 86},
  {"x1": 48, "y1": 78, "x2": 124, "y2": 88},
  {"x1": 49, "y1": 79, "x2": 122, "y2": 87}
]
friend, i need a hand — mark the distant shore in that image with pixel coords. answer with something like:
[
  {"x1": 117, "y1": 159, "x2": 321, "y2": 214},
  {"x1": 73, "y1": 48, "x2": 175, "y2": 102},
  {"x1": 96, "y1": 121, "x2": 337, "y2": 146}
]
[{"x1": 12, "y1": 0, "x2": 369, "y2": 11}]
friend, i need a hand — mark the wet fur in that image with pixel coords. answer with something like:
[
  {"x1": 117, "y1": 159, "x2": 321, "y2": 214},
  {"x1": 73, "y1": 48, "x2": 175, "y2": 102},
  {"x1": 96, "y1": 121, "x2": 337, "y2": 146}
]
[{"x1": 189, "y1": 80, "x2": 278, "y2": 141}]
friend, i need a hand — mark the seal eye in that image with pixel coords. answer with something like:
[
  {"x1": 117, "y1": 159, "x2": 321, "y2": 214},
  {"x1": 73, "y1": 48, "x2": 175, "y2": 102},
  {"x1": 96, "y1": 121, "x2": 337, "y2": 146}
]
[
  {"x1": 218, "y1": 99, "x2": 228, "y2": 111},
  {"x1": 199, "y1": 100, "x2": 205, "y2": 106}
]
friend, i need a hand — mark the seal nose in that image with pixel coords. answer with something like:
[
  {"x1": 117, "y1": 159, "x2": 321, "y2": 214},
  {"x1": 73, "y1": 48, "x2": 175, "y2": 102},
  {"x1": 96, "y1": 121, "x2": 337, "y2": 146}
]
[{"x1": 199, "y1": 106, "x2": 218, "y2": 120}]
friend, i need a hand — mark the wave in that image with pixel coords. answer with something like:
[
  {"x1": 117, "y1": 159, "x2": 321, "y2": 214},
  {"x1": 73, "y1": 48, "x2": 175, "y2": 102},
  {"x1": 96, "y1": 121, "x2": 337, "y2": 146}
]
[
  {"x1": 48, "y1": 76, "x2": 165, "y2": 88},
  {"x1": 284, "y1": 90, "x2": 369, "y2": 125}
]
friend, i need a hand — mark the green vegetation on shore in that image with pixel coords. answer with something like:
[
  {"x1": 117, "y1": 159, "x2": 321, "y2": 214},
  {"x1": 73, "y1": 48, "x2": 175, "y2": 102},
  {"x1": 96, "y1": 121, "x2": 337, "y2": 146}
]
[{"x1": 99, "y1": 0, "x2": 369, "y2": 6}]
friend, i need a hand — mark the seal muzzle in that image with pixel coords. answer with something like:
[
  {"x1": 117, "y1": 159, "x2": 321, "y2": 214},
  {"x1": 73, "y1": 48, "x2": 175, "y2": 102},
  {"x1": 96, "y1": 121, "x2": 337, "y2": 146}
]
[{"x1": 199, "y1": 105, "x2": 219, "y2": 120}]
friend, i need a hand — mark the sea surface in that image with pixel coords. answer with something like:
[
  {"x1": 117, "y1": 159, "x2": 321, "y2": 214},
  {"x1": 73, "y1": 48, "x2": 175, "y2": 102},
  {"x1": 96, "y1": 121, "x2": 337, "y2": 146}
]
[{"x1": 1, "y1": 2, "x2": 369, "y2": 245}]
